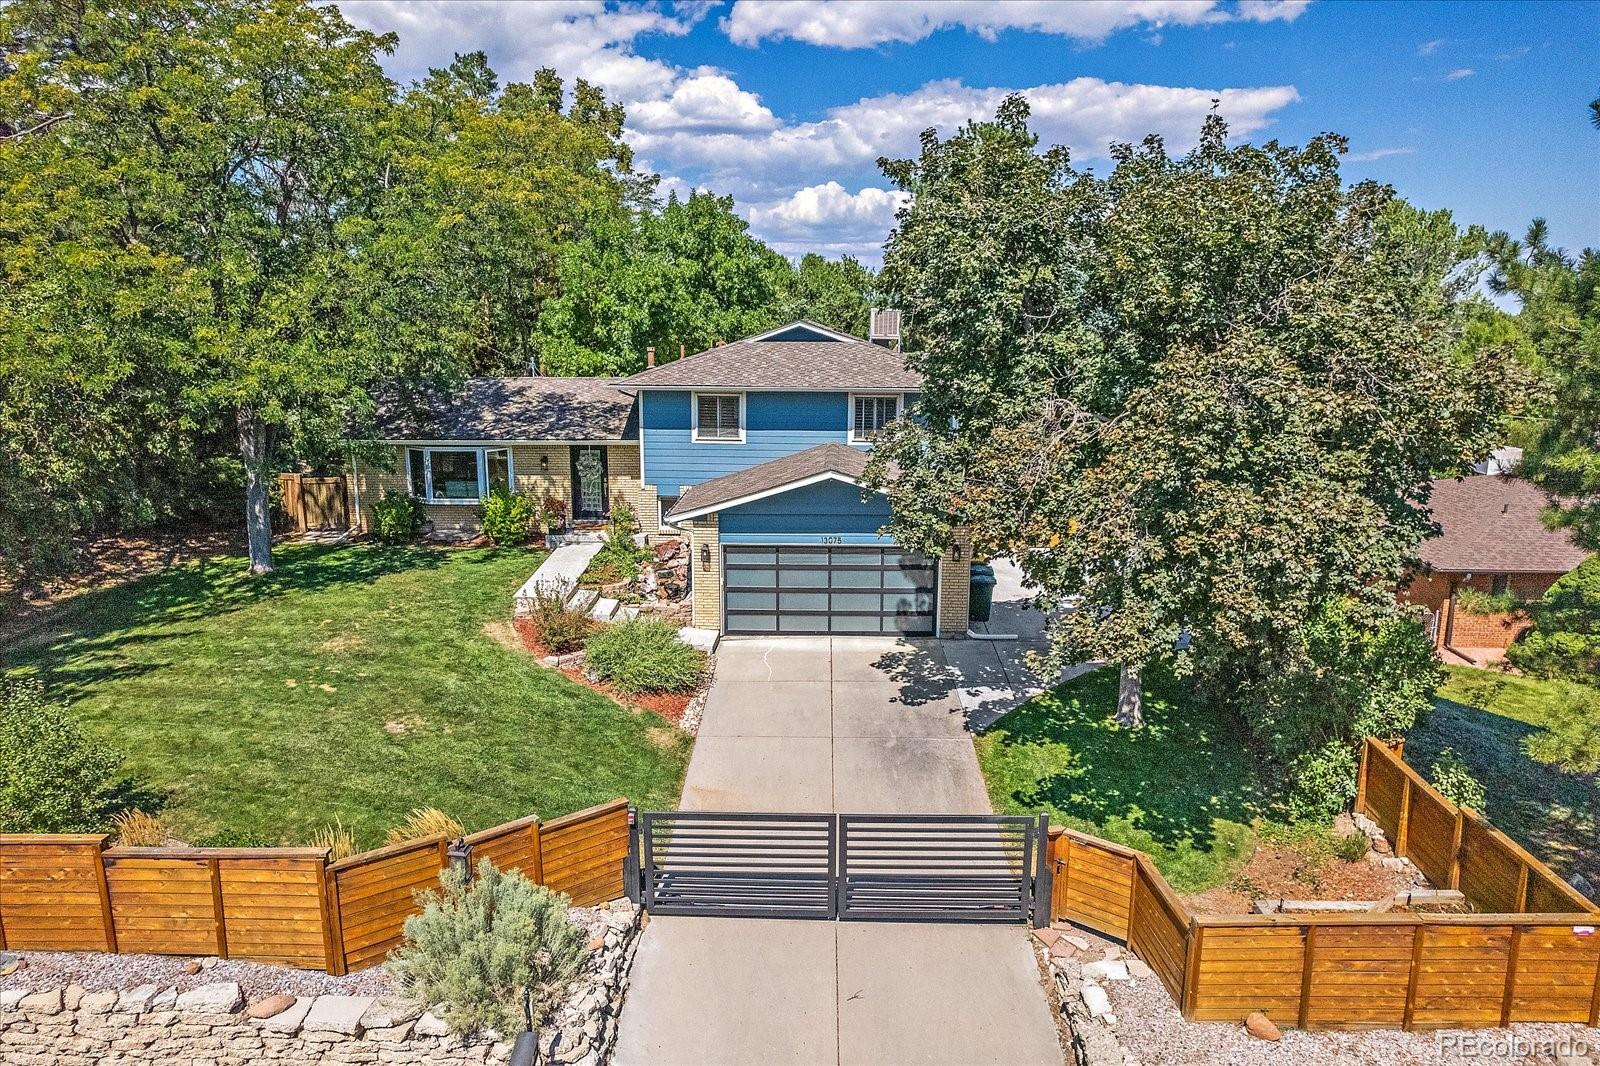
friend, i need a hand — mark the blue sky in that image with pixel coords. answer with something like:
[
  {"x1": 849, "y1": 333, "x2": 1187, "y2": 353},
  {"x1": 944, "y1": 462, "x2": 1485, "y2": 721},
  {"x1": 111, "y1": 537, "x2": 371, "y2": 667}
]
[{"x1": 343, "y1": 0, "x2": 1599, "y2": 265}]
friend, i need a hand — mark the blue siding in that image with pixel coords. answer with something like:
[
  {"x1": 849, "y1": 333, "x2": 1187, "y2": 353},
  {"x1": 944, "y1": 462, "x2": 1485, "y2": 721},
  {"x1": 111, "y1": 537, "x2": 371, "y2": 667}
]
[
  {"x1": 719, "y1": 479, "x2": 894, "y2": 546},
  {"x1": 642, "y1": 390, "x2": 860, "y2": 491}
]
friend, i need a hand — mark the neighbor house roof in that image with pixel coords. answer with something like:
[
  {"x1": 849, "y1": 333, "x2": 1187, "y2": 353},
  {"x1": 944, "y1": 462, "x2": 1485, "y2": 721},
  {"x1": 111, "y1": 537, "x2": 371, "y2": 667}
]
[
  {"x1": 667, "y1": 442, "x2": 888, "y2": 521},
  {"x1": 371, "y1": 377, "x2": 637, "y2": 442},
  {"x1": 1420, "y1": 475, "x2": 1590, "y2": 574},
  {"x1": 620, "y1": 321, "x2": 922, "y2": 391}
]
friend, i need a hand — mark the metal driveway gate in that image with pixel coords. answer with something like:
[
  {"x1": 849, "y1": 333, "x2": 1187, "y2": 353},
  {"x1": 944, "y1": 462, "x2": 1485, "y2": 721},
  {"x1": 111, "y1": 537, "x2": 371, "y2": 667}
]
[{"x1": 630, "y1": 810, "x2": 1051, "y2": 925}]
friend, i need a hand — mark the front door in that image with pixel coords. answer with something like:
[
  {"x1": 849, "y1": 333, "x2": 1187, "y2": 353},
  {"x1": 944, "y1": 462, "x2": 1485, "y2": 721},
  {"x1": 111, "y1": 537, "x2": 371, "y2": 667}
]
[{"x1": 570, "y1": 445, "x2": 609, "y2": 521}]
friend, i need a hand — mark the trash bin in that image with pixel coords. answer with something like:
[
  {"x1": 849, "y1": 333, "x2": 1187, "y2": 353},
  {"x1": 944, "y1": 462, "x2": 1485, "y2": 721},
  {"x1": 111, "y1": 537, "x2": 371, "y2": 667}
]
[{"x1": 968, "y1": 562, "x2": 997, "y2": 624}]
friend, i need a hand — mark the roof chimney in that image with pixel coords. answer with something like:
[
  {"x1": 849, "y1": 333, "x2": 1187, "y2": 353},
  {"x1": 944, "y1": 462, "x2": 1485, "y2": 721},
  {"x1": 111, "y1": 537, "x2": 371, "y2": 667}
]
[
  {"x1": 646, "y1": 346, "x2": 656, "y2": 368},
  {"x1": 680, "y1": 343, "x2": 686, "y2": 361},
  {"x1": 869, "y1": 308, "x2": 902, "y2": 350}
]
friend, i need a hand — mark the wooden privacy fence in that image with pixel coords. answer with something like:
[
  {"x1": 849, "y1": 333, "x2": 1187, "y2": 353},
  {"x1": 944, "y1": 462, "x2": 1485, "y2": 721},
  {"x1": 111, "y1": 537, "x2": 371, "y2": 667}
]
[
  {"x1": 1044, "y1": 740, "x2": 1599, "y2": 1032},
  {"x1": 0, "y1": 800, "x2": 629, "y2": 975},
  {"x1": 275, "y1": 472, "x2": 351, "y2": 532}
]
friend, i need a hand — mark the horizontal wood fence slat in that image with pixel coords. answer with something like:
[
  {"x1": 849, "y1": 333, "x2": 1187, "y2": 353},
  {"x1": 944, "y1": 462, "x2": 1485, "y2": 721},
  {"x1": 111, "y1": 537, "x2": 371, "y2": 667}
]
[
  {"x1": 1046, "y1": 738, "x2": 1600, "y2": 1033},
  {"x1": 0, "y1": 800, "x2": 630, "y2": 974}
]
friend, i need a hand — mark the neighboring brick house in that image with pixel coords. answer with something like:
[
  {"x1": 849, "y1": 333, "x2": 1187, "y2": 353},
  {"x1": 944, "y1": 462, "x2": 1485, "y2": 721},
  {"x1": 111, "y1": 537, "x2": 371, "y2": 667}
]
[
  {"x1": 350, "y1": 319, "x2": 974, "y2": 638},
  {"x1": 1401, "y1": 474, "x2": 1591, "y2": 656}
]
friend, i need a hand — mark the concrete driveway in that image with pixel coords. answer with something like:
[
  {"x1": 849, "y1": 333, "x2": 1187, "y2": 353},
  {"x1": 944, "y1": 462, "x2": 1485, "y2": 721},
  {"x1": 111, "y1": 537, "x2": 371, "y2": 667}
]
[{"x1": 614, "y1": 636, "x2": 1063, "y2": 1066}]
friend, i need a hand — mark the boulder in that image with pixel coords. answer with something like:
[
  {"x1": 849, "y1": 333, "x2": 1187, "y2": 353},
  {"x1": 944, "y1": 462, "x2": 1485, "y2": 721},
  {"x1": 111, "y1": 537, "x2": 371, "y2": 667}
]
[
  {"x1": 176, "y1": 982, "x2": 242, "y2": 1015},
  {"x1": 1245, "y1": 1010, "x2": 1282, "y2": 1041},
  {"x1": 246, "y1": 994, "x2": 297, "y2": 1020}
]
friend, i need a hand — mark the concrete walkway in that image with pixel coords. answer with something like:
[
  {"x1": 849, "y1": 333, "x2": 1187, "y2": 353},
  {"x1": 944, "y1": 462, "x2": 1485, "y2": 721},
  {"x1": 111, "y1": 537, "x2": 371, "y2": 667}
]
[
  {"x1": 512, "y1": 541, "x2": 602, "y2": 609},
  {"x1": 614, "y1": 636, "x2": 1063, "y2": 1066}
]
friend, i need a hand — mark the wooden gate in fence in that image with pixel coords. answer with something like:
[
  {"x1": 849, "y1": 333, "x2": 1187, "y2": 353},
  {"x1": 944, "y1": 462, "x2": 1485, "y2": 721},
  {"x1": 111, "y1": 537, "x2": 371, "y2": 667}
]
[
  {"x1": 0, "y1": 800, "x2": 629, "y2": 975},
  {"x1": 276, "y1": 473, "x2": 351, "y2": 532}
]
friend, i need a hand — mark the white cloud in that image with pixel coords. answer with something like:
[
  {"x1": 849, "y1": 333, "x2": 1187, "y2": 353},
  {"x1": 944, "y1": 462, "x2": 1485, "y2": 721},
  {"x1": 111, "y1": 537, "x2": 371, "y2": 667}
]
[
  {"x1": 722, "y1": 0, "x2": 1307, "y2": 49},
  {"x1": 1345, "y1": 146, "x2": 1415, "y2": 162},
  {"x1": 1445, "y1": 68, "x2": 1476, "y2": 80},
  {"x1": 628, "y1": 72, "x2": 779, "y2": 132},
  {"x1": 631, "y1": 77, "x2": 1301, "y2": 195},
  {"x1": 341, "y1": 1, "x2": 702, "y2": 100},
  {"x1": 743, "y1": 183, "x2": 909, "y2": 255},
  {"x1": 1417, "y1": 37, "x2": 1447, "y2": 56}
]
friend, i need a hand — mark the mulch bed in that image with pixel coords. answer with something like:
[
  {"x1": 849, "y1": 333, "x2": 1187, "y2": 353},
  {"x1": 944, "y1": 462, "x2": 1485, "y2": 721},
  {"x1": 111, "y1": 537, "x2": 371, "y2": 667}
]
[
  {"x1": 513, "y1": 617, "x2": 694, "y2": 726},
  {"x1": 1183, "y1": 842, "x2": 1424, "y2": 915}
]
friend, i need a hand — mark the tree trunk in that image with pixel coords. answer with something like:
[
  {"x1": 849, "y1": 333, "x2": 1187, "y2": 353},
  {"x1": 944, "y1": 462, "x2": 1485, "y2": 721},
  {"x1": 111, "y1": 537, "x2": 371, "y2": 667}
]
[
  {"x1": 238, "y1": 405, "x2": 274, "y2": 575},
  {"x1": 1116, "y1": 661, "x2": 1144, "y2": 728}
]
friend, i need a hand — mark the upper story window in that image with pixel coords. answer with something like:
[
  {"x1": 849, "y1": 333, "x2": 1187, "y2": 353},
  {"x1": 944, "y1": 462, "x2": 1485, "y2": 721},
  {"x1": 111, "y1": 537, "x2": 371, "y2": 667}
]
[
  {"x1": 693, "y1": 392, "x2": 745, "y2": 443},
  {"x1": 405, "y1": 446, "x2": 513, "y2": 503},
  {"x1": 850, "y1": 394, "x2": 900, "y2": 442}
]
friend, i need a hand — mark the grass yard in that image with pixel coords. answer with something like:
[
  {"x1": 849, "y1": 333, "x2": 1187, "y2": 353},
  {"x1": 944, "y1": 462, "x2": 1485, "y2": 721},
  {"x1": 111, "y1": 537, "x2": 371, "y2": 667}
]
[
  {"x1": 1405, "y1": 665, "x2": 1599, "y2": 893},
  {"x1": 975, "y1": 666, "x2": 1269, "y2": 893},
  {"x1": 2, "y1": 542, "x2": 691, "y2": 848}
]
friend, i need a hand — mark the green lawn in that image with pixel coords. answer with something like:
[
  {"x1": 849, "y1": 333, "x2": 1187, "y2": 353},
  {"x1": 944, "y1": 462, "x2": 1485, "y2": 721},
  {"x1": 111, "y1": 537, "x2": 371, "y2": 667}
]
[
  {"x1": 3, "y1": 543, "x2": 691, "y2": 848},
  {"x1": 975, "y1": 666, "x2": 1268, "y2": 893},
  {"x1": 1405, "y1": 666, "x2": 1598, "y2": 891}
]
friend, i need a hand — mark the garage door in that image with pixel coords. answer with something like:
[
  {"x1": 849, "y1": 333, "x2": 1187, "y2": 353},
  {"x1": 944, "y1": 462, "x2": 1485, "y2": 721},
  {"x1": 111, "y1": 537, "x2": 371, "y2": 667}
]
[{"x1": 723, "y1": 545, "x2": 938, "y2": 636}]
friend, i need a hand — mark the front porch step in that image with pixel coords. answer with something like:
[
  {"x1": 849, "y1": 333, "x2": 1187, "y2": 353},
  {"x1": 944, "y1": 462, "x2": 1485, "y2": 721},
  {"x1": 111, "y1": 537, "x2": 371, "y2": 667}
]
[
  {"x1": 677, "y1": 627, "x2": 720, "y2": 654},
  {"x1": 617, "y1": 605, "x2": 642, "y2": 621},
  {"x1": 512, "y1": 542, "x2": 604, "y2": 614},
  {"x1": 587, "y1": 596, "x2": 620, "y2": 622},
  {"x1": 567, "y1": 588, "x2": 599, "y2": 616}
]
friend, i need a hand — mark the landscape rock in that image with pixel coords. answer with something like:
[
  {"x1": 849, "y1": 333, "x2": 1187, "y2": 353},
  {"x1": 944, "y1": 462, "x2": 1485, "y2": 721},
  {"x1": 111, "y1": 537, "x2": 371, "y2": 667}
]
[
  {"x1": 1083, "y1": 960, "x2": 1130, "y2": 982},
  {"x1": 117, "y1": 985, "x2": 159, "y2": 1014},
  {"x1": 1125, "y1": 958, "x2": 1154, "y2": 981},
  {"x1": 1032, "y1": 928, "x2": 1063, "y2": 948},
  {"x1": 1080, "y1": 982, "x2": 1113, "y2": 1019},
  {"x1": 62, "y1": 984, "x2": 85, "y2": 1011},
  {"x1": 1050, "y1": 939, "x2": 1080, "y2": 961},
  {"x1": 246, "y1": 994, "x2": 297, "y2": 1020},
  {"x1": 413, "y1": 1010, "x2": 451, "y2": 1038},
  {"x1": 359, "y1": 997, "x2": 423, "y2": 1030},
  {"x1": 78, "y1": 990, "x2": 118, "y2": 1015},
  {"x1": 256, "y1": 996, "x2": 314, "y2": 1034},
  {"x1": 17, "y1": 989, "x2": 62, "y2": 1014},
  {"x1": 1245, "y1": 1010, "x2": 1283, "y2": 1041},
  {"x1": 302, "y1": 995, "x2": 375, "y2": 1035},
  {"x1": 175, "y1": 982, "x2": 242, "y2": 1015}
]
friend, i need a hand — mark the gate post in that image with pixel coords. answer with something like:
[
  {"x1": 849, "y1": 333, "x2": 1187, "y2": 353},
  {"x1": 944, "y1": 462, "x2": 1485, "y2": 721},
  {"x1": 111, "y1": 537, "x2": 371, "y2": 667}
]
[
  {"x1": 1032, "y1": 814, "x2": 1053, "y2": 929},
  {"x1": 624, "y1": 807, "x2": 642, "y2": 905}
]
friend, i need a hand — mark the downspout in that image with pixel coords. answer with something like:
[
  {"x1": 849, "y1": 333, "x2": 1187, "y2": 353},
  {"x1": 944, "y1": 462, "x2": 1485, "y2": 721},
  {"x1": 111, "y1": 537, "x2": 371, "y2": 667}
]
[{"x1": 1441, "y1": 576, "x2": 1472, "y2": 663}]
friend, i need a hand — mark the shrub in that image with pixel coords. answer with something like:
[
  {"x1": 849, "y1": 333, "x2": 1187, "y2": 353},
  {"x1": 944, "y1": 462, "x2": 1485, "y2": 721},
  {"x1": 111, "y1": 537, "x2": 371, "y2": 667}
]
[
  {"x1": 112, "y1": 809, "x2": 169, "y2": 846},
  {"x1": 584, "y1": 618, "x2": 706, "y2": 696},
  {"x1": 1506, "y1": 557, "x2": 1600, "y2": 682},
  {"x1": 540, "y1": 494, "x2": 568, "y2": 533},
  {"x1": 0, "y1": 678, "x2": 126, "y2": 832},
  {"x1": 1525, "y1": 689, "x2": 1600, "y2": 773},
  {"x1": 310, "y1": 820, "x2": 358, "y2": 861},
  {"x1": 371, "y1": 490, "x2": 425, "y2": 545},
  {"x1": 1455, "y1": 587, "x2": 1523, "y2": 616},
  {"x1": 1429, "y1": 747, "x2": 1488, "y2": 811},
  {"x1": 482, "y1": 488, "x2": 538, "y2": 546},
  {"x1": 526, "y1": 580, "x2": 593, "y2": 653},
  {"x1": 609, "y1": 499, "x2": 640, "y2": 543},
  {"x1": 387, "y1": 807, "x2": 465, "y2": 846},
  {"x1": 388, "y1": 860, "x2": 585, "y2": 1035},
  {"x1": 1222, "y1": 598, "x2": 1443, "y2": 824}
]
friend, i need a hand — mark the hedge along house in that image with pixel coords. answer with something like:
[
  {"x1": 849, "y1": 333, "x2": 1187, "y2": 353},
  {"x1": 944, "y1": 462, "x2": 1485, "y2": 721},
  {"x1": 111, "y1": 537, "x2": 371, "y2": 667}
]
[
  {"x1": 351, "y1": 376, "x2": 644, "y2": 537},
  {"x1": 619, "y1": 319, "x2": 970, "y2": 638},
  {"x1": 1401, "y1": 473, "x2": 1591, "y2": 664}
]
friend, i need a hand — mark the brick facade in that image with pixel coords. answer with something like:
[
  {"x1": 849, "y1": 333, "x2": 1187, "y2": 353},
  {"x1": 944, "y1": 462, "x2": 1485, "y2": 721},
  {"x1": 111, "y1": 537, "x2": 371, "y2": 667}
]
[
  {"x1": 686, "y1": 514, "x2": 721, "y2": 628},
  {"x1": 1399, "y1": 570, "x2": 1561, "y2": 650},
  {"x1": 937, "y1": 528, "x2": 973, "y2": 637},
  {"x1": 351, "y1": 443, "x2": 642, "y2": 536}
]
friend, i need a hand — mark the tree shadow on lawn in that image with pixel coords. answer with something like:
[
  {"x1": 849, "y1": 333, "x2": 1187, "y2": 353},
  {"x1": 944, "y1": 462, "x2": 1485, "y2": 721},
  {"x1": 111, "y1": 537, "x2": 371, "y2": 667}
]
[
  {"x1": 1407, "y1": 698, "x2": 1599, "y2": 898},
  {"x1": 977, "y1": 665, "x2": 1275, "y2": 887},
  {"x1": 1, "y1": 543, "x2": 456, "y2": 687}
]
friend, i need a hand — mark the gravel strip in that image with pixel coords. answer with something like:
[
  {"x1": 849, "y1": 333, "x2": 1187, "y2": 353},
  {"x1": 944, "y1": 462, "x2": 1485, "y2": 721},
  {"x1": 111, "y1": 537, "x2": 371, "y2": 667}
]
[
  {"x1": 1060, "y1": 925, "x2": 1599, "y2": 1066},
  {"x1": 1, "y1": 904, "x2": 621, "y2": 1006}
]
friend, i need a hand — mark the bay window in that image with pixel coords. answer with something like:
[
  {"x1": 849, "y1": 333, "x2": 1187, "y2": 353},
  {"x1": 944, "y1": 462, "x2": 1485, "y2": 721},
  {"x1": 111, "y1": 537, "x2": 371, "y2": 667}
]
[{"x1": 405, "y1": 447, "x2": 513, "y2": 503}]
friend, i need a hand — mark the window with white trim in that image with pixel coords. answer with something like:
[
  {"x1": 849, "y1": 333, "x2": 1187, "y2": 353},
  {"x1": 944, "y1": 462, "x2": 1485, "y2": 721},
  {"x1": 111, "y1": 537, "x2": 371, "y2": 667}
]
[
  {"x1": 850, "y1": 394, "x2": 900, "y2": 442},
  {"x1": 693, "y1": 393, "x2": 744, "y2": 442},
  {"x1": 404, "y1": 447, "x2": 513, "y2": 503}
]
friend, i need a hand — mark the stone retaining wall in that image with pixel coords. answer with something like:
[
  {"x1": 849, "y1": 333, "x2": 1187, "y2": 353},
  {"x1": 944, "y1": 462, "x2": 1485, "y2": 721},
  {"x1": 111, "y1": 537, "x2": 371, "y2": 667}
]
[{"x1": 0, "y1": 903, "x2": 642, "y2": 1066}]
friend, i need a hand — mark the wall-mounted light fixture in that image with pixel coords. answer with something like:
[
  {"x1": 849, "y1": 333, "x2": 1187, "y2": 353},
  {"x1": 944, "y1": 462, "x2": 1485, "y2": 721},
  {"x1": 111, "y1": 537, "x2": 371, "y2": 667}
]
[
  {"x1": 952, "y1": 543, "x2": 963, "y2": 561},
  {"x1": 701, "y1": 543, "x2": 712, "y2": 571},
  {"x1": 540, "y1": 455, "x2": 549, "y2": 472}
]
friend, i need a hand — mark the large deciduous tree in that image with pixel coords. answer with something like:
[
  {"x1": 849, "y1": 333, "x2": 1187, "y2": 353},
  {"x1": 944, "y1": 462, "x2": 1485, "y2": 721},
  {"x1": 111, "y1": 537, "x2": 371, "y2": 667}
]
[{"x1": 869, "y1": 98, "x2": 1518, "y2": 739}]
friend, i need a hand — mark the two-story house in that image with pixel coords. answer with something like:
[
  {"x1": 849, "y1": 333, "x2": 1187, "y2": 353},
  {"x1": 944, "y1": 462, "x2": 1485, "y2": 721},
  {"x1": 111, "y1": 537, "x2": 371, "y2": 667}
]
[{"x1": 350, "y1": 321, "x2": 972, "y2": 637}]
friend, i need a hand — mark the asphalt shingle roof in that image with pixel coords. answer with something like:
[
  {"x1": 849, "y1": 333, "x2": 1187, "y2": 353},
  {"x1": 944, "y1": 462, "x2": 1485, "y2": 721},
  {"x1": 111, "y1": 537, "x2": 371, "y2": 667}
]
[
  {"x1": 372, "y1": 377, "x2": 637, "y2": 442},
  {"x1": 1420, "y1": 475, "x2": 1590, "y2": 573},
  {"x1": 620, "y1": 333, "x2": 921, "y2": 391},
  {"x1": 668, "y1": 443, "x2": 882, "y2": 519}
]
